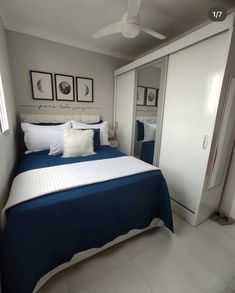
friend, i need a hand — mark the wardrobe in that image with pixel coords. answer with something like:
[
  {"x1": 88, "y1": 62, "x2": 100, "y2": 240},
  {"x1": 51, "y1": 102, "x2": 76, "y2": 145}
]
[{"x1": 114, "y1": 13, "x2": 235, "y2": 225}]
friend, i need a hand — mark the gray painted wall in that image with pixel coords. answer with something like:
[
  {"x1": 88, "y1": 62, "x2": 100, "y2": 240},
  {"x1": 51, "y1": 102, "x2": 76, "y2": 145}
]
[
  {"x1": 137, "y1": 66, "x2": 161, "y2": 117},
  {"x1": 6, "y1": 31, "x2": 127, "y2": 126},
  {"x1": 0, "y1": 19, "x2": 17, "y2": 211}
]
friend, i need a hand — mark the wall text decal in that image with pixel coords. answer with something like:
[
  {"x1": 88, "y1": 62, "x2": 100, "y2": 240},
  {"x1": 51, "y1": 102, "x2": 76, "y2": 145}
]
[{"x1": 20, "y1": 103, "x2": 103, "y2": 112}]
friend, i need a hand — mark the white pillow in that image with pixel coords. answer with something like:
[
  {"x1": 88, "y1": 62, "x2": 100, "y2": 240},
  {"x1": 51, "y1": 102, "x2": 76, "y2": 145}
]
[
  {"x1": 21, "y1": 122, "x2": 71, "y2": 153},
  {"x1": 49, "y1": 129, "x2": 64, "y2": 156},
  {"x1": 71, "y1": 120, "x2": 110, "y2": 146},
  {"x1": 143, "y1": 122, "x2": 156, "y2": 141},
  {"x1": 63, "y1": 129, "x2": 95, "y2": 157}
]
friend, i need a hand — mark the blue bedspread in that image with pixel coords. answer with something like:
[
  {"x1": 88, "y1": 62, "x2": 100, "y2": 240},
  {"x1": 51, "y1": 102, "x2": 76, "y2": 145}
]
[
  {"x1": 140, "y1": 140, "x2": 155, "y2": 164},
  {"x1": 1, "y1": 146, "x2": 173, "y2": 293}
]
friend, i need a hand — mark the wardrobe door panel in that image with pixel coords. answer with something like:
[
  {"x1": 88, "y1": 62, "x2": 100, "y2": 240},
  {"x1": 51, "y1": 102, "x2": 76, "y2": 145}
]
[
  {"x1": 115, "y1": 70, "x2": 136, "y2": 154},
  {"x1": 159, "y1": 31, "x2": 230, "y2": 213}
]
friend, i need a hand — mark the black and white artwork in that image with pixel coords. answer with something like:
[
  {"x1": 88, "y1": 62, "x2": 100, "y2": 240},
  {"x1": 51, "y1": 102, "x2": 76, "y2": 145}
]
[
  {"x1": 55, "y1": 74, "x2": 75, "y2": 101},
  {"x1": 146, "y1": 87, "x2": 158, "y2": 107},
  {"x1": 76, "y1": 77, "x2": 94, "y2": 102},
  {"x1": 137, "y1": 86, "x2": 146, "y2": 106},
  {"x1": 30, "y1": 70, "x2": 54, "y2": 100}
]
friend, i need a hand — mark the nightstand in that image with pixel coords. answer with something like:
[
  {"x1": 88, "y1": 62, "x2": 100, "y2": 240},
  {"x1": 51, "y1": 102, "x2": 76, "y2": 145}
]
[{"x1": 109, "y1": 140, "x2": 119, "y2": 149}]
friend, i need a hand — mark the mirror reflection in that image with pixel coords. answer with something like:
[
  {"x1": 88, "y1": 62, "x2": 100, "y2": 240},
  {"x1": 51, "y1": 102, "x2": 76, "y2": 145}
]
[{"x1": 134, "y1": 64, "x2": 161, "y2": 165}]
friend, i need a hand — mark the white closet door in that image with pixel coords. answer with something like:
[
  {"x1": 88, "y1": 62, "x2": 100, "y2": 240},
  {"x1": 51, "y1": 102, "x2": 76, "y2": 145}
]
[
  {"x1": 115, "y1": 70, "x2": 136, "y2": 154},
  {"x1": 159, "y1": 31, "x2": 230, "y2": 213}
]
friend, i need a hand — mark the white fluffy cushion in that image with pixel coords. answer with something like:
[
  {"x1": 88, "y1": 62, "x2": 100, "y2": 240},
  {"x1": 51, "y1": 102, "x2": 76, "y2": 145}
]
[
  {"x1": 21, "y1": 122, "x2": 71, "y2": 153},
  {"x1": 72, "y1": 120, "x2": 110, "y2": 146},
  {"x1": 63, "y1": 129, "x2": 95, "y2": 157},
  {"x1": 143, "y1": 122, "x2": 157, "y2": 141}
]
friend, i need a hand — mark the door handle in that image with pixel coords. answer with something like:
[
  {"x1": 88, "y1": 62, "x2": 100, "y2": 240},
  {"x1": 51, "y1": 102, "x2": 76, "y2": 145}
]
[{"x1": 202, "y1": 135, "x2": 209, "y2": 150}]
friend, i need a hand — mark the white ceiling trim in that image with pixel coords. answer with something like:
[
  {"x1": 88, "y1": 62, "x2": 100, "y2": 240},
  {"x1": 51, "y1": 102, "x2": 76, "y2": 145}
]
[{"x1": 0, "y1": 7, "x2": 133, "y2": 61}]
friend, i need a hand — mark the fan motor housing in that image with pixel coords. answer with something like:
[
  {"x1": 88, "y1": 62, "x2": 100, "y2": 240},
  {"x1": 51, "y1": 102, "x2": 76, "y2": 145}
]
[{"x1": 121, "y1": 13, "x2": 140, "y2": 38}]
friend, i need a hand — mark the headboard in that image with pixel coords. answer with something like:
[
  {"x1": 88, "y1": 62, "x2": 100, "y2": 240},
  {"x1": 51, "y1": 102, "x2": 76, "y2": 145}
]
[
  {"x1": 136, "y1": 116, "x2": 157, "y2": 123},
  {"x1": 20, "y1": 114, "x2": 101, "y2": 123}
]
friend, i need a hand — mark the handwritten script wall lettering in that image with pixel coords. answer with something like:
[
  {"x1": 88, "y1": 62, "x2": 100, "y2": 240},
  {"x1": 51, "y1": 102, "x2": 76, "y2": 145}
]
[{"x1": 20, "y1": 103, "x2": 103, "y2": 112}]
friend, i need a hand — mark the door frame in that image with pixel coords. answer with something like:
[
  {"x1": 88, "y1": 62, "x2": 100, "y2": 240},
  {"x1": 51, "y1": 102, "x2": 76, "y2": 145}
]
[{"x1": 133, "y1": 56, "x2": 168, "y2": 165}]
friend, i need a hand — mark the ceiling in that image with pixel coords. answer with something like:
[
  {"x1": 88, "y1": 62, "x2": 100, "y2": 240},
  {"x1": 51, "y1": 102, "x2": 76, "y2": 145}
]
[{"x1": 0, "y1": 0, "x2": 235, "y2": 60}]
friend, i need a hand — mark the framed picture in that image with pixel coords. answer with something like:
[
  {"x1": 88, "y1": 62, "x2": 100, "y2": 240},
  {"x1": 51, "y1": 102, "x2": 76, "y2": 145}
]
[
  {"x1": 30, "y1": 70, "x2": 54, "y2": 100},
  {"x1": 137, "y1": 86, "x2": 146, "y2": 106},
  {"x1": 146, "y1": 87, "x2": 159, "y2": 107},
  {"x1": 55, "y1": 74, "x2": 75, "y2": 102},
  {"x1": 76, "y1": 77, "x2": 94, "y2": 102}
]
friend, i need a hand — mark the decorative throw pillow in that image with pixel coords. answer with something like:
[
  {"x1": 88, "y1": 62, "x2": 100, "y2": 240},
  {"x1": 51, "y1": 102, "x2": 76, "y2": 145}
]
[
  {"x1": 21, "y1": 122, "x2": 71, "y2": 153},
  {"x1": 143, "y1": 122, "x2": 157, "y2": 141},
  {"x1": 63, "y1": 129, "x2": 95, "y2": 157},
  {"x1": 71, "y1": 120, "x2": 110, "y2": 145},
  {"x1": 49, "y1": 128, "x2": 100, "y2": 156}
]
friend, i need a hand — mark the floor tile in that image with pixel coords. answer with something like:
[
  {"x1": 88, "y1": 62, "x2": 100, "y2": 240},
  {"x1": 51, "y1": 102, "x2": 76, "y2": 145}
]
[
  {"x1": 64, "y1": 243, "x2": 130, "y2": 293},
  {"x1": 133, "y1": 236, "x2": 226, "y2": 293},
  {"x1": 124, "y1": 226, "x2": 171, "y2": 257},
  {"x1": 230, "y1": 277, "x2": 235, "y2": 290},
  {"x1": 38, "y1": 214, "x2": 235, "y2": 293},
  {"x1": 211, "y1": 221, "x2": 235, "y2": 241},
  {"x1": 223, "y1": 286, "x2": 235, "y2": 293},
  {"x1": 174, "y1": 219, "x2": 235, "y2": 283},
  {"x1": 38, "y1": 273, "x2": 68, "y2": 293},
  {"x1": 173, "y1": 213, "x2": 196, "y2": 236},
  {"x1": 73, "y1": 261, "x2": 153, "y2": 293}
]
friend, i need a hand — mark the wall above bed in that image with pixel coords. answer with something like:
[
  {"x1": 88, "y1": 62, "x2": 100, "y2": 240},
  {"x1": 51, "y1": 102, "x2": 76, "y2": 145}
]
[{"x1": 6, "y1": 31, "x2": 127, "y2": 126}]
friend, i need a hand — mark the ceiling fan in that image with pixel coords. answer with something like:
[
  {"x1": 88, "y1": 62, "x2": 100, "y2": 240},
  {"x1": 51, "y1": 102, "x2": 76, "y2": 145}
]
[{"x1": 92, "y1": 0, "x2": 166, "y2": 40}]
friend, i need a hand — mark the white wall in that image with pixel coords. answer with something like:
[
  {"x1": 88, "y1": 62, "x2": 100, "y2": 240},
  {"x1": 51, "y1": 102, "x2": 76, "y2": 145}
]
[
  {"x1": 137, "y1": 66, "x2": 160, "y2": 117},
  {"x1": 0, "y1": 19, "x2": 17, "y2": 211},
  {"x1": 6, "y1": 31, "x2": 127, "y2": 126}
]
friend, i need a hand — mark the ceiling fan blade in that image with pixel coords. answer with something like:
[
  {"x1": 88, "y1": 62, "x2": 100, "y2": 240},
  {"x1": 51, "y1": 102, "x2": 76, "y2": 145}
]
[
  {"x1": 127, "y1": 0, "x2": 142, "y2": 19},
  {"x1": 92, "y1": 21, "x2": 122, "y2": 39},
  {"x1": 142, "y1": 27, "x2": 166, "y2": 40}
]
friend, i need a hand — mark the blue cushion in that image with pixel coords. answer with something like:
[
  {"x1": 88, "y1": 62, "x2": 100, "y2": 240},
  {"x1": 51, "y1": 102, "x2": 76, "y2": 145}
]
[
  {"x1": 81, "y1": 128, "x2": 101, "y2": 151},
  {"x1": 92, "y1": 129, "x2": 101, "y2": 150},
  {"x1": 136, "y1": 120, "x2": 144, "y2": 141}
]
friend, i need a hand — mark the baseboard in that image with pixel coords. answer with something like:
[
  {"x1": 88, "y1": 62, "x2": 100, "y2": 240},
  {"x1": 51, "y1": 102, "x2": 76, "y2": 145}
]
[{"x1": 171, "y1": 199, "x2": 196, "y2": 226}]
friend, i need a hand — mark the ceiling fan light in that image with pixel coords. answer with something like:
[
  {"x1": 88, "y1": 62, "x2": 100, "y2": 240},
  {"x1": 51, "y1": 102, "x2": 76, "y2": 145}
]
[{"x1": 122, "y1": 23, "x2": 140, "y2": 38}]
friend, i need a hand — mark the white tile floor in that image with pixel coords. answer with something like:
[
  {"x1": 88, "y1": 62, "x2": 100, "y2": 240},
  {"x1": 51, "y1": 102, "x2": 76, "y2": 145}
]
[{"x1": 38, "y1": 214, "x2": 235, "y2": 293}]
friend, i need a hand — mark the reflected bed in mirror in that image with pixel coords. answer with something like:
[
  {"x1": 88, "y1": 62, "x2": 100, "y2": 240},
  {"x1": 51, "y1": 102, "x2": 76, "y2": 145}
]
[{"x1": 135, "y1": 118, "x2": 157, "y2": 164}]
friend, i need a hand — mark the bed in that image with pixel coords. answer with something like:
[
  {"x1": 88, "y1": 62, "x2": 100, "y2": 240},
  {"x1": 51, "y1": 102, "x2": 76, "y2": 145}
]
[
  {"x1": 0, "y1": 115, "x2": 173, "y2": 293},
  {"x1": 135, "y1": 116, "x2": 157, "y2": 164}
]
